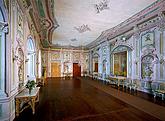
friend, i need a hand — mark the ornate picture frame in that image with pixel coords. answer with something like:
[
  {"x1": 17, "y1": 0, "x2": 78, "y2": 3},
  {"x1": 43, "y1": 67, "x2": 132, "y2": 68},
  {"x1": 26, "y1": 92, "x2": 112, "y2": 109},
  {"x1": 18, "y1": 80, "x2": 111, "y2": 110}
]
[{"x1": 141, "y1": 31, "x2": 155, "y2": 49}]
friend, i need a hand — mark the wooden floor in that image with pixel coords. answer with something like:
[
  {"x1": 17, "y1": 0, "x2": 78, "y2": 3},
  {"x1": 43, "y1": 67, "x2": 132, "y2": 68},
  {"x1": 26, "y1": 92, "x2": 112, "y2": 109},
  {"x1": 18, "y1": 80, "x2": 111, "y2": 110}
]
[{"x1": 14, "y1": 77, "x2": 161, "y2": 121}]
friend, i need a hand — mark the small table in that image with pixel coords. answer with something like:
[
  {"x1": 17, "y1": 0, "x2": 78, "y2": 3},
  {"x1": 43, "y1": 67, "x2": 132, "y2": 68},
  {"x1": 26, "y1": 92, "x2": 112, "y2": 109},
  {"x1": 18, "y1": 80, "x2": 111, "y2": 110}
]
[
  {"x1": 115, "y1": 76, "x2": 126, "y2": 87},
  {"x1": 63, "y1": 72, "x2": 71, "y2": 78},
  {"x1": 15, "y1": 87, "x2": 40, "y2": 116}
]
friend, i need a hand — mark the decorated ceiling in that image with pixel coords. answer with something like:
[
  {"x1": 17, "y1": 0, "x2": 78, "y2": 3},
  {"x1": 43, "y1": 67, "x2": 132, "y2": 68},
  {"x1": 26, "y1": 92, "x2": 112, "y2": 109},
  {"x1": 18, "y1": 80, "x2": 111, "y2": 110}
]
[
  {"x1": 17, "y1": 0, "x2": 59, "y2": 48},
  {"x1": 18, "y1": 0, "x2": 158, "y2": 48},
  {"x1": 52, "y1": 0, "x2": 157, "y2": 48}
]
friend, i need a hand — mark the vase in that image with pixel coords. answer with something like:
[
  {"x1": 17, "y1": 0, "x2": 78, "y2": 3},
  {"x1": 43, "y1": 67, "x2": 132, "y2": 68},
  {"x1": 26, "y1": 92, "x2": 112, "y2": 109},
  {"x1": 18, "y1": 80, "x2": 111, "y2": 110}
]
[
  {"x1": 145, "y1": 76, "x2": 151, "y2": 81},
  {"x1": 144, "y1": 76, "x2": 152, "y2": 92},
  {"x1": 29, "y1": 89, "x2": 32, "y2": 94}
]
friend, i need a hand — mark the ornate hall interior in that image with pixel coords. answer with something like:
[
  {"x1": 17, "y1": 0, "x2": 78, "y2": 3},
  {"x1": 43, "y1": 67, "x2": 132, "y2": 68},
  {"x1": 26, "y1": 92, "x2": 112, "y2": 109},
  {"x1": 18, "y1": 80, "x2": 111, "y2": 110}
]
[{"x1": 0, "y1": 0, "x2": 165, "y2": 121}]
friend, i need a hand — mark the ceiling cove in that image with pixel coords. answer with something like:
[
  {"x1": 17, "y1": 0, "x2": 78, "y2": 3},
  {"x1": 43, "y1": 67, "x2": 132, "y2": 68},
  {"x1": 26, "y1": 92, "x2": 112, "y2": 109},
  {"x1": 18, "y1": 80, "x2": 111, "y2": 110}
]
[
  {"x1": 52, "y1": 0, "x2": 157, "y2": 48},
  {"x1": 18, "y1": 0, "x2": 160, "y2": 49},
  {"x1": 17, "y1": 0, "x2": 59, "y2": 48}
]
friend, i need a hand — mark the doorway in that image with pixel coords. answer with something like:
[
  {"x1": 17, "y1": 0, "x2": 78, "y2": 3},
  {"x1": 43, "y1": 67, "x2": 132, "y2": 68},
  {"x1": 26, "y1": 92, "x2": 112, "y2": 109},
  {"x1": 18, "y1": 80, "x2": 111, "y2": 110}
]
[
  {"x1": 73, "y1": 63, "x2": 81, "y2": 77},
  {"x1": 51, "y1": 62, "x2": 61, "y2": 77},
  {"x1": 94, "y1": 63, "x2": 98, "y2": 72},
  {"x1": 93, "y1": 56, "x2": 99, "y2": 73}
]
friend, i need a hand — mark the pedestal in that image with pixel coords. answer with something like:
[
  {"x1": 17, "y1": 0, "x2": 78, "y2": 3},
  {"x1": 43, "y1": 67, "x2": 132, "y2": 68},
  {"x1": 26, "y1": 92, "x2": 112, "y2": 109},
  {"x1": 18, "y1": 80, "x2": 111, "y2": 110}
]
[{"x1": 144, "y1": 80, "x2": 152, "y2": 93}]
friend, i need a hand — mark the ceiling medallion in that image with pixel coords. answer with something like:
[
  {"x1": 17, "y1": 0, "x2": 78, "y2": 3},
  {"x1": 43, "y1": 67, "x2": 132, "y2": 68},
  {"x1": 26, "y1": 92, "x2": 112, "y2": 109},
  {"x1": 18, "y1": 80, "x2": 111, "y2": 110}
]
[
  {"x1": 74, "y1": 24, "x2": 91, "y2": 33},
  {"x1": 70, "y1": 38, "x2": 78, "y2": 42},
  {"x1": 94, "y1": 0, "x2": 110, "y2": 13}
]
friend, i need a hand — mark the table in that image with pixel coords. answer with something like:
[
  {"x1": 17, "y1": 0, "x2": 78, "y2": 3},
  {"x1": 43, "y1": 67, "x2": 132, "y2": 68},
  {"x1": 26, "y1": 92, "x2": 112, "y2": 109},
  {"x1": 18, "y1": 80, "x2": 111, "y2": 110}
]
[
  {"x1": 109, "y1": 76, "x2": 126, "y2": 87},
  {"x1": 63, "y1": 72, "x2": 71, "y2": 78},
  {"x1": 115, "y1": 76, "x2": 127, "y2": 87},
  {"x1": 15, "y1": 87, "x2": 40, "y2": 116}
]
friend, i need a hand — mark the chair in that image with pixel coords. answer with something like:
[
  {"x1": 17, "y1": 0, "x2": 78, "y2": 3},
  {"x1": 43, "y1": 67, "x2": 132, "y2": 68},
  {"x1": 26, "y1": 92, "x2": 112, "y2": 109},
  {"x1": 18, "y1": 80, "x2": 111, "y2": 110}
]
[
  {"x1": 123, "y1": 78, "x2": 132, "y2": 90},
  {"x1": 130, "y1": 79, "x2": 140, "y2": 91},
  {"x1": 104, "y1": 74, "x2": 111, "y2": 84},
  {"x1": 153, "y1": 82, "x2": 165, "y2": 100},
  {"x1": 98, "y1": 73, "x2": 102, "y2": 80},
  {"x1": 151, "y1": 82, "x2": 157, "y2": 94},
  {"x1": 93, "y1": 72, "x2": 98, "y2": 80},
  {"x1": 109, "y1": 77, "x2": 117, "y2": 86}
]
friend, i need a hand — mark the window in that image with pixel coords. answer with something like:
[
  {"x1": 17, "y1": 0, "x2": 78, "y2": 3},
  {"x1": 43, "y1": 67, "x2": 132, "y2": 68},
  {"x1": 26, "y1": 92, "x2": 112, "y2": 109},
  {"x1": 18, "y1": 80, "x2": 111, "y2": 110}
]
[{"x1": 27, "y1": 38, "x2": 36, "y2": 78}]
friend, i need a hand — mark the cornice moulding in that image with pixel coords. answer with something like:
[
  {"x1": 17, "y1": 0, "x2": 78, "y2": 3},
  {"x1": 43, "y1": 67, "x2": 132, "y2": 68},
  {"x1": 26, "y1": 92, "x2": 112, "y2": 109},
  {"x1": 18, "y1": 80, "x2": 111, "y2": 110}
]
[{"x1": 87, "y1": 0, "x2": 165, "y2": 49}]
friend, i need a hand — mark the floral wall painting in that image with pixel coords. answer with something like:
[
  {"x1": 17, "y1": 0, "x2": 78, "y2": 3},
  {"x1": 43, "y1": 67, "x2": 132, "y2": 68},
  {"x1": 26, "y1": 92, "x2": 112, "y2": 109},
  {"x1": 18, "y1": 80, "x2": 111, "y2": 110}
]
[{"x1": 141, "y1": 31, "x2": 154, "y2": 49}]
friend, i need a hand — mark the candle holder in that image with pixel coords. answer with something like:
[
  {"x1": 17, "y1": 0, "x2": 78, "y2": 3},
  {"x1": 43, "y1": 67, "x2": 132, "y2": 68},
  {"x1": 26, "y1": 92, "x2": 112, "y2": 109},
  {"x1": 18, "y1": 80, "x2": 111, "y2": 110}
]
[{"x1": 13, "y1": 55, "x2": 18, "y2": 61}]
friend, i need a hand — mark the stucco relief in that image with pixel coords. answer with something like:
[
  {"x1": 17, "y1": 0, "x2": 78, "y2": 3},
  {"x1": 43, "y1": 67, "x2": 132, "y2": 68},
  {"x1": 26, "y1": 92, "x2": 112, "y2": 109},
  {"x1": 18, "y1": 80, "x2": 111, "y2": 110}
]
[
  {"x1": 92, "y1": 47, "x2": 100, "y2": 58},
  {"x1": 141, "y1": 46, "x2": 159, "y2": 79},
  {"x1": 141, "y1": 55, "x2": 154, "y2": 79},
  {"x1": 138, "y1": 16, "x2": 160, "y2": 30},
  {"x1": 63, "y1": 52, "x2": 71, "y2": 61},
  {"x1": 14, "y1": 45, "x2": 24, "y2": 88},
  {"x1": 41, "y1": 52, "x2": 47, "y2": 66},
  {"x1": 157, "y1": 12, "x2": 165, "y2": 31},
  {"x1": 102, "y1": 46, "x2": 107, "y2": 56},
  {"x1": 73, "y1": 52, "x2": 80, "y2": 62},
  {"x1": 111, "y1": 35, "x2": 134, "y2": 52},
  {"x1": 83, "y1": 53, "x2": 89, "y2": 71},
  {"x1": 51, "y1": 51, "x2": 60, "y2": 61},
  {"x1": 141, "y1": 31, "x2": 155, "y2": 49}
]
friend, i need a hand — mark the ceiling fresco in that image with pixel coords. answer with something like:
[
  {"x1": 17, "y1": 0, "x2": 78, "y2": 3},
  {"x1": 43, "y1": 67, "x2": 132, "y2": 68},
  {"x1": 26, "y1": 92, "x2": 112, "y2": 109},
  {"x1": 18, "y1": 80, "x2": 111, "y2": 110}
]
[
  {"x1": 17, "y1": 0, "x2": 59, "y2": 48},
  {"x1": 52, "y1": 0, "x2": 157, "y2": 48},
  {"x1": 17, "y1": 0, "x2": 159, "y2": 48}
]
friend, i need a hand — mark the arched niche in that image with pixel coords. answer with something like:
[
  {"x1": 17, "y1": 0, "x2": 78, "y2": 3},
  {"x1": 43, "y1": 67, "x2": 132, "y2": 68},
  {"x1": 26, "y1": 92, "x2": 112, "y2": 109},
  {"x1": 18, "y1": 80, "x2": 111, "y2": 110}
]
[
  {"x1": 102, "y1": 59, "x2": 107, "y2": 73},
  {"x1": 141, "y1": 54, "x2": 154, "y2": 79},
  {"x1": 92, "y1": 53, "x2": 99, "y2": 73},
  {"x1": 110, "y1": 45, "x2": 133, "y2": 77}
]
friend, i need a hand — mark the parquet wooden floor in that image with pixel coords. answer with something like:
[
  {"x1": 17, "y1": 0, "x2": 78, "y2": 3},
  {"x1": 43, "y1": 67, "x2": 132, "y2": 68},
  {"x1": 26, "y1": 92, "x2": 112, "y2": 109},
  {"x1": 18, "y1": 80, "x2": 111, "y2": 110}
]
[{"x1": 14, "y1": 77, "x2": 161, "y2": 121}]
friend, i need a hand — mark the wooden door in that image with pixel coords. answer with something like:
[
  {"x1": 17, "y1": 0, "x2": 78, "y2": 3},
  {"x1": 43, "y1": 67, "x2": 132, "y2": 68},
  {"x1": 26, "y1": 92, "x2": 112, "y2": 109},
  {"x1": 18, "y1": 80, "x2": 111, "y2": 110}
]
[
  {"x1": 94, "y1": 63, "x2": 98, "y2": 72},
  {"x1": 73, "y1": 63, "x2": 81, "y2": 77},
  {"x1": 51, "y1": 62, "x2": 61, "y2": 77}
]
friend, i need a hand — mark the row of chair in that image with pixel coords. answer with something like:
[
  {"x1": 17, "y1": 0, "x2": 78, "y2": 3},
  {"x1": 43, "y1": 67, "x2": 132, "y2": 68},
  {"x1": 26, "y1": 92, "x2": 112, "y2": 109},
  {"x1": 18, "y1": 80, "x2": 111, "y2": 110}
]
[
  {"x1": 105, "y1": 77, "x2": 140, "y2": 91},
  {"x1": 151, "y1": 82, "x2": 165, "y2": 100},
  {"x1": 88, "y1": 73, "x2": 165, "y2": 100}
]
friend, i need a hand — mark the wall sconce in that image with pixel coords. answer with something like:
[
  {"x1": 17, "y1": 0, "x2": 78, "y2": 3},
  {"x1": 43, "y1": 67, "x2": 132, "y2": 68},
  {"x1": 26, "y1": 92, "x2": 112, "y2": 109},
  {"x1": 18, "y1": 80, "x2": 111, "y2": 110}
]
[
  {"x1": 13, "y1": 55, "x2": 18, "y2": 61},
  {"x1": 36, "y1": 62, "x2": 40, "y2": 65},
  {"x1": 121, "y1": 36, "x2": 127, "y2": 41},
  {"x1": 25, "y1": 58, "x2": 29, "y2": 63},
  {"x1": 159, "y1": 58, "x2": 165, "y2": 64}
]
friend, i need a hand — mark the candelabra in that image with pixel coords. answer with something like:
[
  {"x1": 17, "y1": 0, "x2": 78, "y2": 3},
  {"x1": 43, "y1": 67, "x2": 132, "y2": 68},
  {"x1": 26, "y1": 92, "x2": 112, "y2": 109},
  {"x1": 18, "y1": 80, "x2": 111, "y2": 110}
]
[{"x1": 159, "y1": 55, "x2": 165, "y2": 64}]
